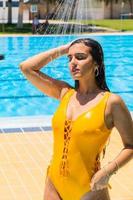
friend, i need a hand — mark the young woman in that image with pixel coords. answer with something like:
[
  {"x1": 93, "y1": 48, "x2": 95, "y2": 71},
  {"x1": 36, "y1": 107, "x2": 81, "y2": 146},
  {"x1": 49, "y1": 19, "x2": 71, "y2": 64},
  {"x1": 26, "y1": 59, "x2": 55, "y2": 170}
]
[{"x1": 20, "y1": 38, "x2": 133, "y2": 200}]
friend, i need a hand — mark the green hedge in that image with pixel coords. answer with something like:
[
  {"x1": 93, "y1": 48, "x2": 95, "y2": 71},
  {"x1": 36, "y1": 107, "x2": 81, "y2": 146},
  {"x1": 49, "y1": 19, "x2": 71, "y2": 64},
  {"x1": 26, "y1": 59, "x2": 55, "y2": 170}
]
[
  {"x1": 82, "y1": 19, "x2": 133, "y2": 31},
  {"x1": 0, "y1": 20, "x2": 133, "y2": 34},
  {"x1": 0, "y1": 24, "x2": 32, "y2": 34}
]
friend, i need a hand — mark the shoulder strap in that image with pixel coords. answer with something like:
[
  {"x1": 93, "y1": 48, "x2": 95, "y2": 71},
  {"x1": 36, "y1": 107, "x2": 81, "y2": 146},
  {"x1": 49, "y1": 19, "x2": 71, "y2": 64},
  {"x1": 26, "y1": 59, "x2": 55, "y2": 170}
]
[{"x1": 61, "y1": 88, "x2": 75, "y2": 101}]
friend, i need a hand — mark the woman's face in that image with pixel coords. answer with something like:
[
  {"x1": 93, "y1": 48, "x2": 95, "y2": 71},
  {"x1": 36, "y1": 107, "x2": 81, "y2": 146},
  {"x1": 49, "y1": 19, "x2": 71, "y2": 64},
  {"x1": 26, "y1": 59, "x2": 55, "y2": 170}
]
[{"x1": 68, "y1": 43, "x2": 96, "y2": 80}]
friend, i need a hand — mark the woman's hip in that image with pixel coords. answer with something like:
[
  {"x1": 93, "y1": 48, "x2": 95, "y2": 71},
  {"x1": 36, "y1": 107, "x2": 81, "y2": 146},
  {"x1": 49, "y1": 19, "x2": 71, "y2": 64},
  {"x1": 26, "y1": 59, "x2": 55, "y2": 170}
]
[{"x1": 43, "y1": 176, "x2": 62, "y2": 200}]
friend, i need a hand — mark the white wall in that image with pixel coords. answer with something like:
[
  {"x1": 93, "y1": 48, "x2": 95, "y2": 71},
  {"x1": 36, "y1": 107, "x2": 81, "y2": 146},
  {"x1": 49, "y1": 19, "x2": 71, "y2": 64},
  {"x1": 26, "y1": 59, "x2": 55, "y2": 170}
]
[
  {"x1": 0, "y1": 0, "x2": 19, "y2": 23},
  {"x1": 0, "y1": 7, "x2": 8, "y2": 23},
  {"x1": 12, "y1": 7, "x2": 18, "y2": 23}
]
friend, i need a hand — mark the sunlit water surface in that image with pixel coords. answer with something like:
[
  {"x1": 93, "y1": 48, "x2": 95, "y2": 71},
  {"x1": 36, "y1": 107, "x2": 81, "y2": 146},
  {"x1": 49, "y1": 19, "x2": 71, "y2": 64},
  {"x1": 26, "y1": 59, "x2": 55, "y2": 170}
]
[{"x1": 0, "y1": 34, "x2": 132, "y2": 117}]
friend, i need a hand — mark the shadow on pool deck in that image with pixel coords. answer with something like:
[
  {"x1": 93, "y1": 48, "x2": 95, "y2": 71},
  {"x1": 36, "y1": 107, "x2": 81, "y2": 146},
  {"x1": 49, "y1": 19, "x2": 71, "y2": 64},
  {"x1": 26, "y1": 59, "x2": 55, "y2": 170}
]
[{"x1": 0, "y1": 128, "x2": 132, "y2": 200}]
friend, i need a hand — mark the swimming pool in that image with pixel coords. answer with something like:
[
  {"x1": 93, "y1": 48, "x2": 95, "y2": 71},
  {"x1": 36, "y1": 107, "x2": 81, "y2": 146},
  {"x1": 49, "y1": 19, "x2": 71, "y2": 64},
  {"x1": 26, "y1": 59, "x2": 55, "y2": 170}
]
[{"x1": 0, "y1": 34, "x2": 133, "y2": 117}]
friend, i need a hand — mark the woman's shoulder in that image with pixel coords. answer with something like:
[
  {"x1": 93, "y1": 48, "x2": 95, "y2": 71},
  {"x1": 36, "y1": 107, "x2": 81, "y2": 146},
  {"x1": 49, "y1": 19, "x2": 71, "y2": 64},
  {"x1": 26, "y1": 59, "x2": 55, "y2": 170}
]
[
  {"x1": 107, "y1": 92, "x2": 128, "y2": 113},
  {"x1": 108, "y1": 92, "x2": 124, "y2": 105},
  {"x1": 105, "y1": 92, "x2": 130, "y2": 129},
  {"x1": 60, "y1": 87, "x2": 75, "y2": 100}
]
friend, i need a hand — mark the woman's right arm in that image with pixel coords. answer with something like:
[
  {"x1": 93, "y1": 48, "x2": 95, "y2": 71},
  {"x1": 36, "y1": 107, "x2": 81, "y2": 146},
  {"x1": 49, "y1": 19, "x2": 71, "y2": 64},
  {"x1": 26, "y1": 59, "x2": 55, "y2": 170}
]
[{"x1": 19, "y1": 44, "x2": 71, "y2": 100}]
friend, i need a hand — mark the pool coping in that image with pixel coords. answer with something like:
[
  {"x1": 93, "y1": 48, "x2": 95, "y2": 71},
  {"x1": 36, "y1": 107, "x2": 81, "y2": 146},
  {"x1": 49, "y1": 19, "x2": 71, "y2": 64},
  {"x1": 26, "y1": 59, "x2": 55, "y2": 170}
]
[
  {"x1": 0, "y1": 112, "x2": 132, "y2": 134},
  {"x1": 0, "y1": 31, "x2": 133, "y2": 37},
  {"x1": 0, "y1": 115, "x2": 53, "y2": 133}
]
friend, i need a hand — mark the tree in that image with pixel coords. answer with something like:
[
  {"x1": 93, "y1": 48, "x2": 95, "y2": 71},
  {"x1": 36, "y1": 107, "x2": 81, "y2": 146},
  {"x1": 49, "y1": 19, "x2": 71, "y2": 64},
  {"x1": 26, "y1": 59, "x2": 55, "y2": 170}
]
[
  {"x1": 97, "y1": 0, "x2": 119, "y2": 19},
  {"x1": 7, "y1": 0, "x2": 12, "y2": 24},
  {"x1": 123, "y1": 0, "x2": 133, "y2": 14},
  {"x1": 44, "y1": 0, "x2": 56, "y2": 18},
  {"x1": 17, "y1": 0, "x2": 23, "y2": 28}
]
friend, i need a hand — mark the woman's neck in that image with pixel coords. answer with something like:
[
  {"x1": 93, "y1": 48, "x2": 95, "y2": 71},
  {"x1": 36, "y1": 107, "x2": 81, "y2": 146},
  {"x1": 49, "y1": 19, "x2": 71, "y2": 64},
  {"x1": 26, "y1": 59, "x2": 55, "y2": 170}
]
[{"x1": 77, "y1": 78, "x2": 100, "y2": 95}]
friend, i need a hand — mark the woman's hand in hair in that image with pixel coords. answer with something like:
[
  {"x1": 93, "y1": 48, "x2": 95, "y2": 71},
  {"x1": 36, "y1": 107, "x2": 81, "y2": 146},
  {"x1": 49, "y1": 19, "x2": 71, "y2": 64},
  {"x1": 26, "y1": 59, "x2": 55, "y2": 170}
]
[{"x1": 57, "y1": 43, "x2": 71, "y2": 56}]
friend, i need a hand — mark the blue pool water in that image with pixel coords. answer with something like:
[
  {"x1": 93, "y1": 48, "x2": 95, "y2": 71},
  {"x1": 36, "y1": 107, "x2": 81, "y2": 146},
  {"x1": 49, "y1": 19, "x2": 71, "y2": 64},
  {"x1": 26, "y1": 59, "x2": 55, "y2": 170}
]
[{"x1": 0, "y1": 34, "x2": 133, "y2": 117}]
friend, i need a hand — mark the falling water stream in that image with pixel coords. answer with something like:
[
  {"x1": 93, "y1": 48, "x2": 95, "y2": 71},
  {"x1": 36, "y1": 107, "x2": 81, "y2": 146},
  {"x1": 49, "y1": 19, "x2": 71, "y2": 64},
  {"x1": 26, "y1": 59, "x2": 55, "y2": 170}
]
[
  {"x1": 33, "y1": 0, "x2": 103, "y2": 64},
  {"x1": 36, "y1": 0, "x2": 100, "y2": 35}
]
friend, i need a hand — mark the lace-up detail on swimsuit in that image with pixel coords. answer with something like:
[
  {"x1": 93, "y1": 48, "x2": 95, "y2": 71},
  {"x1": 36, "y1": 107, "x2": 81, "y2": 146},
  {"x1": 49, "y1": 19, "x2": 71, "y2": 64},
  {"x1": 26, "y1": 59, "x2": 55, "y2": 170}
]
[{"x1": 59, "y1": 119, "x2": 72, "y2": 177}]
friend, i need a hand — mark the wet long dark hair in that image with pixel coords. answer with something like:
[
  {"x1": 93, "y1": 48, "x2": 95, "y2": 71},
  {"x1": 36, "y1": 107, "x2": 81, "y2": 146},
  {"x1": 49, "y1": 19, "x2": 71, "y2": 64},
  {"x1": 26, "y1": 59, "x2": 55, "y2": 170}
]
[{"x1": 70, "y1": 38, "x2": 110, "y2": 91}]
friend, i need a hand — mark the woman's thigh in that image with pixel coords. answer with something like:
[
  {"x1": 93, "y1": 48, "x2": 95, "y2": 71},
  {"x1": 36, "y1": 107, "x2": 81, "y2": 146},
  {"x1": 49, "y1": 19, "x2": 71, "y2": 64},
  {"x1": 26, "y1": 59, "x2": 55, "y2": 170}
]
[
  {"x1": 80, "y1": 188, "x2": 111, "y2": 200},
  {"x1": 43, "y1": 176, "x2": 62, "y2": 200}
]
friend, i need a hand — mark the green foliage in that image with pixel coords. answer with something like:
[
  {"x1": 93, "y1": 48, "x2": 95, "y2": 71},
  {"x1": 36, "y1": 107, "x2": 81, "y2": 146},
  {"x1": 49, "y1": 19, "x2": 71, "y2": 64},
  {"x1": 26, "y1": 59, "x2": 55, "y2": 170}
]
[
  {"x1": 82, "y1": 19, "x2": 133, "y2": 31},
  {"x1": 0, "y1": 24, "x2": 32, "y2": 34},
  {"x1": 0, "y1": 20, "x2": 133, "y2": 34}
]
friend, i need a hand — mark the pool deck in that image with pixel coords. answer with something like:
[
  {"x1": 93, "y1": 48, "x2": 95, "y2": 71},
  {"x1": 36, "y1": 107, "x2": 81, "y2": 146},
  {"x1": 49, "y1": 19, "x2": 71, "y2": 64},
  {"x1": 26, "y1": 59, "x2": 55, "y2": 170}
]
[
  {"x1": 0, "y1": 126, "x2": 133, "y2": 199},
  {"x1": 0, "y1": 31, "x2": 133, "y2": 37}
]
